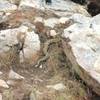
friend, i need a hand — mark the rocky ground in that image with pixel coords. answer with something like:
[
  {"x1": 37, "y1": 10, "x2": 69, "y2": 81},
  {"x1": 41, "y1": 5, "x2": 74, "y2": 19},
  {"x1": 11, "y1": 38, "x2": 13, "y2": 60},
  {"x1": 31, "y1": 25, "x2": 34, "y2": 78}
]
[{"x1": 0, "y1": 0, "x2": 100, "y2": 100}]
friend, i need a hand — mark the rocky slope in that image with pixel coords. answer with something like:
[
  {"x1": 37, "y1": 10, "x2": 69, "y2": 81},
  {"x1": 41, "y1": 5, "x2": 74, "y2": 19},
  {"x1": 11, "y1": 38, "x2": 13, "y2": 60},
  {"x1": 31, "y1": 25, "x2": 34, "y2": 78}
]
[{"x1": 0, "y1": 0, "x2": 100, "y2": 100}]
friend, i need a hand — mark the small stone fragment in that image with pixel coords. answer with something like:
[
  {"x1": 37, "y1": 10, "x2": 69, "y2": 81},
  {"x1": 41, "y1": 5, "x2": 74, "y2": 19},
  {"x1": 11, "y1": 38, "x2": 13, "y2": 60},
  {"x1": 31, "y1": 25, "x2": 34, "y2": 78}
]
[
  {"x1": 94, "y1": 56, "x2": 100, "y2": 72},
  {"x1": 34, "y1": 17, "x2": 44, "y2": 23},
  {"x1": 59, "y1": 17, "x2": 69, "y2": 24},
  {"x1": 0, "y1": 72, "x2": 3, "y2": 75},
  {"x1": 46, "y1": 83, "x2": 66, "y2": 91},
  {"x1": 44, "y1": 18, "x2": 59, "y2": 28},
  {"x1": 30, "y1": 91, "x2": 37, "y2": 100},
  {"x1": 9, "y1": 70, "x2": 24, "y2": 80},
  {"x1": 0, "y1": 93, "x2": 2, "y2": 100},
  {"x1": 0, "y1": 79, "x2": 9, "y2": 89}
]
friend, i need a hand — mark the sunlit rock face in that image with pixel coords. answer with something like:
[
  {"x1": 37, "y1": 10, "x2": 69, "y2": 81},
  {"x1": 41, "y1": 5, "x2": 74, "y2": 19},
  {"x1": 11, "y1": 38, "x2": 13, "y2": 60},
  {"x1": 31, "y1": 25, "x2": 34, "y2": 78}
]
[
  {"x1": 63, "y1": 14, "x2": 100, "y2": 95},
  {"x1": 8, "y1": 0, "x2": 21, "y2": 5},
  {"x1": 0, "y1": 1, "x2": 17, "y2": 12},
  {"x1": 0, "y1": 25, "x2": 40, "y2": 64},
  {"x1": 19, "y1": 0, "x2": 89, "y2": 17},
  {"x1": 64, "y1": 13, "x2": 100, "y2": 73}
]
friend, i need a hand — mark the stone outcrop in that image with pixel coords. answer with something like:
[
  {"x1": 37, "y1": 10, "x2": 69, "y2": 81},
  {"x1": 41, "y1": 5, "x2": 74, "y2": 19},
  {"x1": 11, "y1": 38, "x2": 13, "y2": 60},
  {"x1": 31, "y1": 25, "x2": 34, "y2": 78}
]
[{"x1": 63, "y1": 14, "x2": 100, "y2": 95}]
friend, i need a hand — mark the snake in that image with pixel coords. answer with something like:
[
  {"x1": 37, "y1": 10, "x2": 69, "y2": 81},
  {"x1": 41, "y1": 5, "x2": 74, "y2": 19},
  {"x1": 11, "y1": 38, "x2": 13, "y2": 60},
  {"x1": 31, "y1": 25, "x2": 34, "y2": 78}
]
[{"x1": 34, "y1": 35, "x2": 62, "y2": 67}]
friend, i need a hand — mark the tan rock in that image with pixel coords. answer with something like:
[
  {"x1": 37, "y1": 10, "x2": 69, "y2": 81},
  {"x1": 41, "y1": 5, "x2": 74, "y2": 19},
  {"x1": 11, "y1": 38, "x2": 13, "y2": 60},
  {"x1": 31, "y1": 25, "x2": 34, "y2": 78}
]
[
  {"x1": 63, "y1": 14, "x2": 100, "y2": 95},
  {"x1": 0, "y1": 93, "x2": 2, "y2": 100},
  {"x1": 0, "y1": 79, "x2": 9, "y2": 89},
  {"x1": 0, "y1": 25, "x2": 40, "y2": 64},
  {"x1": 0, "y1": 72, "x2": 3, "y2": 75},
  {"x1": 94, "y1": 56, "x2": 100, "y2": 72},
  {"x1": 9, "y1": 70, "x2": 24, "y2": 80},
  {"x1": 46, "y1": 83, "x2": 66, "y2": 91},
  {"x1": 59, "y1": 17, "x2": 69, "y2": 24},
  {"x1": 7, "y1": 80, "x2": 23, "y2": 86},
  {"x1": 50, "y1": 30, "x2": 58, "y2": 37}
]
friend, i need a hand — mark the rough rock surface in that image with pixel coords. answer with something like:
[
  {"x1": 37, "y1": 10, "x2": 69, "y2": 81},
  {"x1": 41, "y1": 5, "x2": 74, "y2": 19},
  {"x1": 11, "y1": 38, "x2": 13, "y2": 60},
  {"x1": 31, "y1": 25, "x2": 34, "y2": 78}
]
[
  {"x1": 0, "y1": 25, "x2": 40, "y2": 64},
  {"x1": 8, "y1": 70, "x2": 24, "y2": 80},
  {"x1": 0, "y1": 93, "x2": 2, "y2": 100},
  {"x1": 19, "y1": 0, "x2": 89, "y2": 16},
  {"x1": 0, "y1": 1, "x2": 17, "y2": 12},
  {"x1": 63, "y1": 14, "x2": 100, "y2": 95},
  {"x1": 0, "y1": 80, "x2": 9, "y2": 89},
  {"x1": 46, "y1": 83, "x2": 66, "y2": 91}
]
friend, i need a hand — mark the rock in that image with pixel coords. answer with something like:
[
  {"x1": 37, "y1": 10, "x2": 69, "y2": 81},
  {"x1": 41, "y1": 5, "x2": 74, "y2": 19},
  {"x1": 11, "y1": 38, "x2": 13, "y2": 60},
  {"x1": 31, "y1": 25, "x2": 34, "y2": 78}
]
[
  {"x1": 70, "y1": 13, "x2": 91, "y2": 25},
  {"x1": 0, "y1": 12, "x2": 9, "y2": 24},
  {"x1": 63, "y1": 14, "x2": 92, "y2": 38},
  {"x1": 9, "y1": 70, "x2": 24, "y2": 80},
  {"x1": 5, "y1": 12, "x2": 11, "y2": 16},
  {"x1": 7, "y1": 80, "x2": 17, "y2": 86},
  {"x1": 0, "y1": 25, "x2": 40, "y2": 64},
  {"x1": 46, "y1": 83, "x2": 66, "y2": 91},
  {"x1": 59, "y1": 17, "x2": 69, "y2": 24},
  {"x1": 94, "y1": 56, "x2": 100, "y2": 72},
  {"x1": 44, "y1": 0, "x2": 89, "y2": 15},
  {"x1": 39, "y1": 65, "x2": 43, "y2": 69},
  {"x1": 19, "y1": 0, "x2": 42, "y2": 9},
  {"x1": 30, "y1": 91, "x2": 37, "y2": 100},
  {"x1": 63, "y1": 14, "x2": 100, "y2": 95},
  {"x1": 0, "y1": 72, "x2": 3, "y2": 75},
  {"x1": 19, "y1": 0, "x2": 89, "y2": 18},
  {"x1": 0, "y1": 79, "x2": 9, "y2": 88},
  {"x1": 9, "y1": 0, "x2": 21, "y2": 5},
  {"x1": 0, "y1": 93, "x2": 2, "y2": 100},
  {"x1": 34, "y1": 17, "x2": 44, "y2": 23},
  {"x1": 0, "y1": 1, "x2": 17, "y2": 12},
  {"x1": 50, "y1": 30, "x2": 58, "y2": 37},
  {"x1": 23, "y1": 29, "x2": 40, "y2": 60},
  {"x1": 44, "y1": 18, "x2": 59, "y2": 28},
  {"x1": 7, "y1": 79, "x2": 23, "y2": 86},
  {"x1": 91, "y1": 14, "x2": 100, "y2": 33}
]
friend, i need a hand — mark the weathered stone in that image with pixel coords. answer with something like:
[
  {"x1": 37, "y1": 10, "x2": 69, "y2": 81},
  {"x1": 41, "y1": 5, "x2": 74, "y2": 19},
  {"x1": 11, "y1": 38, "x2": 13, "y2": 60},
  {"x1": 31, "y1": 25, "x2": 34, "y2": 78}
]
[
  {"x1": 0, "y1": 25, "x2": 40, "y2": 64},
  {"x1": 44, "y1": 18, "x2": 59, "y2": 28},
  {"x1": 63, "y1": 14, "x2": 100, "y2": 95},
  {"x1": 0, "y1": 1, "x2": 17, "y2": 12},
  {"x1": 34, "y1": 17, "x2": 44, "y2": 23},
  {"x1": 0, "y1": 72, "x2": 3, "y2": 75},
  {"x1": 94, "y1": 56, "x2": 100, "y2": 72},
  {"x1": 9, "y1": 0, "x2": 21, "y2": 5},
  {"x1": 0, "y1": 79, "x2": 9, "y2": 88},
  {"x1": 7, "y1": 79, "x2": 23, "y2": 87},
  {"x1": 50, "y1": 30, "x2": 58, "y2": 37},
  {"x1": 8, "y1": 70, "x2": 24, "y2": 80},
  {"x1": 46, "y1": 83, "x2": 66, "y2": 91},
  {"x1": 19, "y1": 0, "x2": 42, "y2": 9},
  {"x1": 0, "y1": 93, "x2": 2, "y2": 100},
  {"x1": 91, "y1": 14, "x2": 100, "y2": 33},
  {"x1": 30, "y1": 90, "x2": 37, "y2": 100},
  {"x1": 59, "y1": 17, "x2": 69, "y2": 24},
  {"x1": 7, "y1": 80, "x2": 17, "y2": 86},
  {"x1": 19, "y1": 0, "x2": 89, "y2": 17}
]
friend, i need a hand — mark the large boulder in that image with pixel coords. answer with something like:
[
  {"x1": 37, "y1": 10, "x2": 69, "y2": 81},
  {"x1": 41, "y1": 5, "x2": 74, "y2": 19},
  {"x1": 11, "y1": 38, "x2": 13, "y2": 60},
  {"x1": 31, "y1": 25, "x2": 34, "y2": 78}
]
[
  {"x1": 19, "y1": 0, "x2": 89, "y2": 17},
  {"x1": 63, "y1": 14, "x2": 100, "y2": 95}
]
